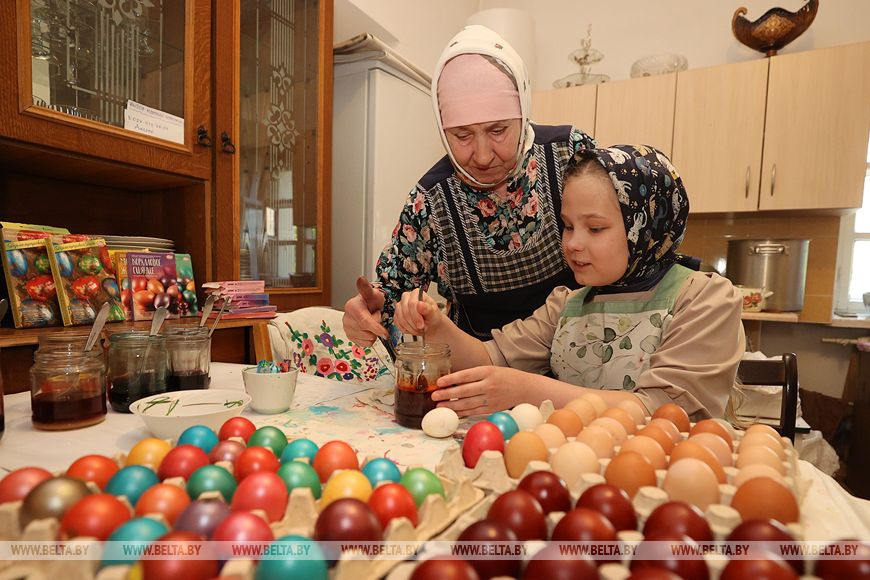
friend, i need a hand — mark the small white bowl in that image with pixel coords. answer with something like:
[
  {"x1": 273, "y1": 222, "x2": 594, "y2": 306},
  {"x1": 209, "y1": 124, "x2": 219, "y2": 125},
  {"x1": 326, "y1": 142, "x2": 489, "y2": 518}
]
[
  {"x1": 130, "y1": 389, "x2": 251, "y2": 440},
  {"x1": 242, "y1": 366, "x2": 299, "y2": 414}
]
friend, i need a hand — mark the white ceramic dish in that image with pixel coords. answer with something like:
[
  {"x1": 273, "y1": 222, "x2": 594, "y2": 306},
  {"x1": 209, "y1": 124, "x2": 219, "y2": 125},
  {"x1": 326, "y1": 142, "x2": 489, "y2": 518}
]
[
  {"x1": 241, "y1": 366, "x2": 298, "y2": 414},
  {"x1": 130, "y1": 389, "x2": 251, "y2": 439}
]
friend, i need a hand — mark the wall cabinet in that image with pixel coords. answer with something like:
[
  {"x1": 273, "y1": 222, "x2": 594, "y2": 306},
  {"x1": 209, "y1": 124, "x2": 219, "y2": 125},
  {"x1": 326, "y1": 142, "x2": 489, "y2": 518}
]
[
  {"x1": 533, "y1": 41, "x2": 870, "y2": 214},
  {"x1": 672, "y1": 59, "x2": 768, "y2": 213},
  {"x1": 594, "y1": 73, "x2": 676, "y2": 157},
  {"x1": 759, "y1": 42, "x2": 870, "y2": 211},
  {"x1": 531, "y1": 84, "x2": 597, "y2": 136}
]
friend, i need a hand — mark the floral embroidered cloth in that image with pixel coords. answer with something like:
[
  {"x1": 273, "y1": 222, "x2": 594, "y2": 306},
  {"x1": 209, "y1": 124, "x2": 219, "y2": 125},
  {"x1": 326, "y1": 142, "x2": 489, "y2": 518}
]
[{"x1": 268, "y1": 307, "x2": 394, "y2": 385}]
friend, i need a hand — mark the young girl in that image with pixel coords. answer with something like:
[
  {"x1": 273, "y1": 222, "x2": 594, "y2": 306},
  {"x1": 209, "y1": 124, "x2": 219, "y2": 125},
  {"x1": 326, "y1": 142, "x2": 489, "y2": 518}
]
[{"x1": 393, "y1": 145, "x2": 745, "y2": 420}]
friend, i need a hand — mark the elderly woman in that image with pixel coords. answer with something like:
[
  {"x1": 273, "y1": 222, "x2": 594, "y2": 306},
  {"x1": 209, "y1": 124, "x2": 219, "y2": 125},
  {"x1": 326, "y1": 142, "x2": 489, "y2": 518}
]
[{"x1": 343, "y1": 25, "x2": 595, "y2": 345}]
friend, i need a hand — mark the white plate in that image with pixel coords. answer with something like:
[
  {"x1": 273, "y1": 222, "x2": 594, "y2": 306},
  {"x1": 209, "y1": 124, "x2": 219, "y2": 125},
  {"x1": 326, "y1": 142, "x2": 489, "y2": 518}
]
[
  {"x1": 92, "y1": 235, "x2": 175, "y2": 244},
  {"x1": 130, "y1": 389, "x2": 251, "y2": 440}
]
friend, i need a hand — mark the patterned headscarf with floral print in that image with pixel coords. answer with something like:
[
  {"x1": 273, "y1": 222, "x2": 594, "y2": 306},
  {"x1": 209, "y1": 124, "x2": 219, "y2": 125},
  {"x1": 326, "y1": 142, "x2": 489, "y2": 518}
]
[{"x1": 573, "y1": 145, "x2": 693, "y2": 292}]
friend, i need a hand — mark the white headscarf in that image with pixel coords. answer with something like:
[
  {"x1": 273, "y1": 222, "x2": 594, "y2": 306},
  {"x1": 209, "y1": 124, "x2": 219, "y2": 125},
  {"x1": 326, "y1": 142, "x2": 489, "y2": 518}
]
[{"x1": 432, "y1": 25, "x2": 535, "y2": 189}]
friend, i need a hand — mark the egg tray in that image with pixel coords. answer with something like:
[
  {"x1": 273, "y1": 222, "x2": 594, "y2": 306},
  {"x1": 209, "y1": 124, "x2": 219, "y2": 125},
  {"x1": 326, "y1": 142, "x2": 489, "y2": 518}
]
[
  {"x1": 435, "y1": 415, "x2": 807, "y2": 532},
  {"x1": 390, "y1": 432, "x2": 812, "y2": 580},
  {"x1": 0, "y1": 451, "x2": 485, "y2": 580}
]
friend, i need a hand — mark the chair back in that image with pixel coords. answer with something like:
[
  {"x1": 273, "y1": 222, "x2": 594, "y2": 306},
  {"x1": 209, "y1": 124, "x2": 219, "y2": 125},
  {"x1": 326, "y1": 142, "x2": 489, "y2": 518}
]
[
  {"x1": 737, "y1": 352, "x2": 799, "y2": 442},
  {"x1": 267, "y1": 307, "x2": 394, "y2": 385}
]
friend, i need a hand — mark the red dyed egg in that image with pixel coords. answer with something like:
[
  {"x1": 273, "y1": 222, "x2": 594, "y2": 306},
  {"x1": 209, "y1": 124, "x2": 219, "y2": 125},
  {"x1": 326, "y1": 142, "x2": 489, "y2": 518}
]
[
  {"x1": 410, "y1": 556, "x2": 480, "y2": 580},
  {"x1": 314, "y1": 498, "x2": 383, "y2": 549},
  {"x1": 233, "y1": 446, "x2": 280, "y2": 481},
  {"x1": 60, "y1": 493, "x2": 131, "y2": 541},
  {"x1": 230, "y1": 471, "x2": 288, "y2": 522},
  {"x1": 727, "y1": 519, "x2": 801, "y2": 574},
  {"x1": 157, "y1": 445, "x2": 210, "y2": 481},
  {"x1": 368, "y1": 482, "x2": 418, "y2": 528},
  {"x1": 522, "y1": 544, "x2": 598, "y2": 579},
  {"x1": 141, "y1": 530, "x2": 219, "y2": 579},
  {"x1": 642, "y1": 501, "x2": 713, "y2": 542},
  {"x1": 312, "y1": 440, "x2": 360, "y2": 483},
  {"x1": 0, "y1": 467, "x2": 52, "y2": 504},
  {"x1": 631, "y1": 534, "x2": 710, "y2": 580},
  {"x1": 66, "y1": 455, "x2": 119, "y2": 491},
  {"x1": 721, "y1": 557, "x2": 797, "y2": 580},
  {"x1": 486, "y1": 489, "x2": 547, "y2": 541},
  {"x1": 518, "y1": 470, "x2": 571, "y2": 514},
  {"x1": 208, "y1": 440, "x2": 246, "y2": 464},
  {"x1": 218, "y1": 416, "x2": 257, "y2": 442},
  {"x1": 457, "y1": 520, "x2": 519, "y2": 579},
  {"x1": 462, "y1": 421, "x2": 505, "y2": 468},
  {"x1": 576, "y1": 483, "x2": 637, "y2": 531},
  {"x1": 814, "y1": 539, "x2": 870, "y2": 579},
  {"x1": 134, "y1": 483, "x2": 191, "y2": 526}
]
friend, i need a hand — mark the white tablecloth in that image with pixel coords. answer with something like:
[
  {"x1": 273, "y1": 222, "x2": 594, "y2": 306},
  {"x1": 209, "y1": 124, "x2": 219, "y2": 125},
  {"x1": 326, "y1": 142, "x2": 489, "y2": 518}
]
[
  {"x1": 0, "y1": 362, "x2": 455, "y2": 474},
  {"x1": 2, "y1": 363, "x2": 869, "y2": 540}
]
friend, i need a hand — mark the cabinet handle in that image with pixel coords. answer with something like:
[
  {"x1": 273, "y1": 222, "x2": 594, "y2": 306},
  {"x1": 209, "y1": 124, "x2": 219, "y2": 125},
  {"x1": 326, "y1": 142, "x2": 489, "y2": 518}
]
[
  {"x1": 196, "y1": 126, "x2": 213, "y2": 147},
  {"x1": 220, "y1": 131, "x2": 237, "y2": 154},
  {"x1": 770, "y1": 163, "x2": 777, "y2": 197},
  {"x1": 745, "y1": 166, "x2": 750, "y2": 198}
]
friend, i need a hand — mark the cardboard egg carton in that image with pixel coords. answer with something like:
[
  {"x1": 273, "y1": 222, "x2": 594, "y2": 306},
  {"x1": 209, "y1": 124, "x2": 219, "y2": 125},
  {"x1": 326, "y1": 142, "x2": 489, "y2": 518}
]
[{"x1": 0, "y1": 450, "x2": 483, "y2": 580}]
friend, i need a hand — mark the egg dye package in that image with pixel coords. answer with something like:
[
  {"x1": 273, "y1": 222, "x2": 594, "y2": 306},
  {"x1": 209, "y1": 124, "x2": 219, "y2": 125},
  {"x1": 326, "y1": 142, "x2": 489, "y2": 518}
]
[
  {"x1": 48, "y1": 238, "x2": 126, "y2": 326},
  {"x1": 0, "y1": 222, "x2": 69, "y2": 328}
]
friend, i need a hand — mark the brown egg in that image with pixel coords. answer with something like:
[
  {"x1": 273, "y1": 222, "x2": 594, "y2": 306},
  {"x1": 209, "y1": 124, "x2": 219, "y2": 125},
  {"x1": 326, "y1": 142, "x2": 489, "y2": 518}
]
[
  {"x1": 575, "y1": 426, "x2": 615, "y2": 458},
  {"x1": 619, "y1": 435, "x2": 667, "y2": 469},
  {"x1": 533, "y1": 423, "x2": 567, "y2": 449},
  {"x1": 636, "y1": 425, "x2": 675, "y2": 454},
  {"x1": 602, "y1": 407, "x2": 637, "y2": 435},
  {"x1": 589, "y1": 417, "x2": 628, "y2": 445},
  {"x1": 746, "y1": 423, "x2": 781, "y2": 440},
  {"x1": 547, "y1": 409, "x2": 583, "y2": 437},
  {"x1": 551, "y1": 442, "x2": 600, "y2": 488},
  {"x1": 670, "y1": 440, "x2": 726, "y2": 483},
  {"x1": 689, "y1": 432, "x2": 734, "y2": 467},
  {"x1": 651, "y1": 403, "x2": 691, "y2": 433},
  {"x1": 617, "y1": 399, "x2": 648, "y2": 425},
  {"x1": 738, "y1": 432, "x2": 786, "y2": 460},
  {"x1": 663, "y1": 457, "x2": 720, "y2": 510},
  {"x1": 565, "y1": 398, "x2": 597, "y2": 426},
  {"x1": 736, "y1": 445, "x2": 786, "y2": 475},
  {"x1": 604, "y1": 451, "x2": 656, "y2": 498},
  {"x1": 730, "y1": 477, "x2": 799, "y2": 524},
  {"x1": 648, "y1": 418, "x2": 683, "y2": 444},
  {"x1": 504, "y1": 431, "x2": 549, "y2": 479},
  {"x1": 733, "y1": 463, "x2": 786, "y2": 487},
  {"x1": 690, "y1": 418, "x2": 734, "y2": 449},
  {"x1": 579, "y1": 393, "x2": 607, "y2": 416}
]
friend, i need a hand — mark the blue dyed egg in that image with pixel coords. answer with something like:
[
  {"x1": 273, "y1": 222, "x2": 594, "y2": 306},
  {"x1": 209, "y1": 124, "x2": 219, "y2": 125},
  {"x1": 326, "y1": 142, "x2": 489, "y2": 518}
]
[
  {"x1": 487, "y1": 411, "x2": 520, "y2": 441},
  {"x1": 19, "y1": 299, "x2": 56, "y2": 326},
  {"x1": 102, "y1": 517, "x2": 168, "y2": 568},
  {"x1": 280, "y1": 438, "x2": 319, "y2": 464},
  {"x1": 7, "y1": 250, "x2": 27, "y2": 276},
  {"x1": 361, "y1": 457, "x2": 402, "y2": 486},
  {"x1": 56, "y1": 251, "x2": 74, "y2": 277},
  {"x1": 105, "y1": 465, "x2": 159, "y2": 505},
  {"x1": 102, "y1": 277, "x2": 120, "y2": 299},
  {"x1": 255, "y1": 535, "x2": 328, "y2": 580},
  {"x1": 177, "y1": 425, "x2": 219, "y2": 454}
]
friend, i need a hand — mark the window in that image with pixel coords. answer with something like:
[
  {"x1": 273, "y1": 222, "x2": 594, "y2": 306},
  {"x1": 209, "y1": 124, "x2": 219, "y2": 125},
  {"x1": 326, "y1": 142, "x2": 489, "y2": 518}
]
[{"x1": 835, "y1": 136, "x2": 870, "y2": 313}]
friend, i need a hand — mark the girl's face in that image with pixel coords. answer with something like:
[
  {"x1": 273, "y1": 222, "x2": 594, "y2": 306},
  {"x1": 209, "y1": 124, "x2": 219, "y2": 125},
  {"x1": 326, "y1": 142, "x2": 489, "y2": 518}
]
[
  {"x1": 561, "y1": 172, "x2": 629, "y2": 287},
  {"x1": 444, "y1": 119, "x2": 521, "y2": 187}
]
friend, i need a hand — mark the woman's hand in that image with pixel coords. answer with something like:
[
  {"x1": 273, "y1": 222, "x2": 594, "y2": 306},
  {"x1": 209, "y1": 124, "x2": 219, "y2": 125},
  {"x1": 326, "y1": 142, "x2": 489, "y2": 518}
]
[
  {"x1": 342, "y1": 277, "x2": 388, "y2": 346},
  {"x1": 431, "y1": 366, "x2": 532, "y2": 417},
  {"x1": 394, "y1": 288, "x2": 443, "y2": 337}
]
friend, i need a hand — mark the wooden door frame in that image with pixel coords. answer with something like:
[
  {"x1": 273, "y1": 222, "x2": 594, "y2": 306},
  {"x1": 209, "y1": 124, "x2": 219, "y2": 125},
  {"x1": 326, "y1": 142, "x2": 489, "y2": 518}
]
[{"x1": 212, "y1": 0, "x2": 333, "y2": 310}]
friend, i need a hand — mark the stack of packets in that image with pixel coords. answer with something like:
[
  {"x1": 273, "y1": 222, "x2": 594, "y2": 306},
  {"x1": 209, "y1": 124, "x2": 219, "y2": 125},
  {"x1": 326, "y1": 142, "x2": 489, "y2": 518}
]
[
  {"x1": 202, "y1": 280, "x2": 277, "y2": 319},
  {"x1": 256, "y1": 359, "x2": 294, "y2": 373}
]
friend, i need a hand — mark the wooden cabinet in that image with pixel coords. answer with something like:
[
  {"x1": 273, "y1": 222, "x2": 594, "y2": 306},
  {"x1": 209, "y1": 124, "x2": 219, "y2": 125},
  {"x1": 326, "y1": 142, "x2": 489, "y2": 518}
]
[
  {"x1": 594, "y1": 73, "x2": 676, "y2": 157},
  {"x1": 0, "y1": 0, "x2": 213, "y2": 180},
  {"x1": 672, "y1": 59, "x2": 768, "y2": 214},
  {"x1": 0, "y1": 1, "x2": 334, "y2": 390},
  {"x1": 531, "y1": 85, "x2": 597, "y2": 136},
  {"x1": 759, "y1": 42, "x2": 870, "y2": 211}
]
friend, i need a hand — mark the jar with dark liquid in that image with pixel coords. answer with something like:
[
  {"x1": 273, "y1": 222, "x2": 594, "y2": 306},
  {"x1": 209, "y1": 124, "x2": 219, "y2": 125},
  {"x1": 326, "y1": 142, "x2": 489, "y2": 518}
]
[
  {"x1": 30, "y1": 334, "x2": 107, "y2": 430},
  {"x1": 107, "y1": 331, "x2": 167, "y2": 413},
  {"x1": 163, "y1": 325, "x2": 211, "y2": 391},
  {"x1": 394, "y1": 342, "x2": 451, "y2": 429}
]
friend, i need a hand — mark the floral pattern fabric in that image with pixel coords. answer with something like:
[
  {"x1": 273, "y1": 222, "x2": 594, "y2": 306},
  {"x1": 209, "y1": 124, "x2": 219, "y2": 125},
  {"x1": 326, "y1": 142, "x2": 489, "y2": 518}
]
[
  {"x1": 374, "y1": 127, "x2": 594, "y2": 322},
  {"x1": 284, "y1": 319, "x2": 392, "y2": 383}
]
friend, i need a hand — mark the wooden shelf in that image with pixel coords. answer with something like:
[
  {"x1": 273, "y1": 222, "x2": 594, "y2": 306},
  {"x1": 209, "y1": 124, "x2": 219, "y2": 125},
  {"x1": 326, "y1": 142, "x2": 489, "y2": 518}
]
[
  {"x1": 741, "y1": 312, "x2": 800, "y2": 323},
  {"x1": 0, "y1": 318, "x2": 272, "y2": 349}
]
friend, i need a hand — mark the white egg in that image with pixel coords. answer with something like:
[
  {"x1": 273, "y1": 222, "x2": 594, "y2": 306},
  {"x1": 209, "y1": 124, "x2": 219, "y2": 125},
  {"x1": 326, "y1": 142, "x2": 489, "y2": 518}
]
[
  {"x1": 510, "y1": 403, "x2": 545, "y2": 431},
  {"x1": 421, "y1": 407, "x2": 459, "y2": 438}
]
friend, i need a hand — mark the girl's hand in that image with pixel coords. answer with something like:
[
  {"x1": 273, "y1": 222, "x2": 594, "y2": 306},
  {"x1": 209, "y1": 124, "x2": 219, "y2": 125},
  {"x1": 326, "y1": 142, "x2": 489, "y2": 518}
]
[
  {"x1": 394, "y1": 288, "x2": 442, "y2": 337},
  {"x1": 431, "y1": 366, "x2": 531, "y2": 417}
]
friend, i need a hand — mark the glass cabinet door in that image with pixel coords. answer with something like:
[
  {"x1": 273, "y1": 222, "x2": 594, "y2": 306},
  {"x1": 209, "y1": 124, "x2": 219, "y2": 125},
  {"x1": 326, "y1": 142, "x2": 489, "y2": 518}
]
[
  {"x1": 31, "y1": 0, "x2": 185, "y2": 131},
  {"x1": 0, "y1": 0, "x2": 211, "y2": 179},
  {"x1": 214, "y1": 0, "x2": 332, "y2": 308}
]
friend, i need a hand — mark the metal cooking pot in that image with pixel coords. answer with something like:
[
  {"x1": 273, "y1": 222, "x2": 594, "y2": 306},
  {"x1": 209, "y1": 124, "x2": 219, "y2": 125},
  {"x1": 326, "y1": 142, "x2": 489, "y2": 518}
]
[{"x1": 725, "y1": 239, "x2": 810, "y2": 312}]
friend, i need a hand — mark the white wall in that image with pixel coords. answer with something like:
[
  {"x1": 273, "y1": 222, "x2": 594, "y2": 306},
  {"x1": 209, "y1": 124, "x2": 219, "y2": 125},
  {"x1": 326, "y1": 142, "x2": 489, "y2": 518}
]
[{"x1": 479, "y1": 0, "x2": 870, "y2": 89}]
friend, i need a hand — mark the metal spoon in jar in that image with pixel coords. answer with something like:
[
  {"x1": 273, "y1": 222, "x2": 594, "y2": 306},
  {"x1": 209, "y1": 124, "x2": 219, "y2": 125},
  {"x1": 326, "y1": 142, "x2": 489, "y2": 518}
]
[
  {"x1": 84, "y1": 302, "x2": 111, "y2": 352},
  {"x1": 208, "y1": 297, "x2": 231, "y2": 338},
  {"x1": 199, "y1": 294, "x2": 217, "y2": 327},
  {"x1": 150, "y1": 306, "x2": 169, "y2": 337},
  {"x1": 0, "y1": 298, "x2": 8, "y2": 324}
]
